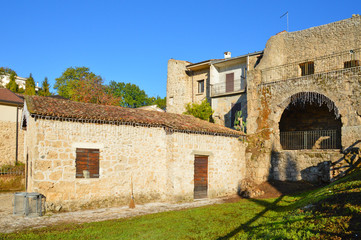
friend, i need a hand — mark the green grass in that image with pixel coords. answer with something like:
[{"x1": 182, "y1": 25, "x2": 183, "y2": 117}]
[{"x1": 1, "y1": 170, "x2": 360, "y2": 240}]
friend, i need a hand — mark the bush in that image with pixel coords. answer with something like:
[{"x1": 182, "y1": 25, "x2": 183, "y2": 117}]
[{"x1": 183, "y1": 100, "x2": 214, "y2": 122}]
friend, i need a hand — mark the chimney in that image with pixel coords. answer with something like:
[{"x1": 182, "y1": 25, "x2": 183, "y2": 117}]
[{"x1": 224, "y1": 51, "x2": 231, "y2": 59}]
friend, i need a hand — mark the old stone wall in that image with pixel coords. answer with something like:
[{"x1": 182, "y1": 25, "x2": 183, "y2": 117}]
[
  {"x1": 191, "y1": 68, "x2": 209, "y2": 104},
  {"x1": 166, "y1": 59, "x2": 192, "y2": 114},
  {"x1": 25, "y1": 117, "x2": 246, "y2": 210},
  {"x1": 246, "y1": 16, "x2": 361, "y2": 184},
  {"x1": 259, "y1": 15, "x2": 361, "y2": 70}
]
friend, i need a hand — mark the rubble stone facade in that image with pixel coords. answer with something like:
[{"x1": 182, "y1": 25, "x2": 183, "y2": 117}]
[
  {"x1": 24, "y1": 112, "x2": 246, "y2": 210},
  {"x1": 246, "y1": 15, "x2": 361, "y2": 183}
]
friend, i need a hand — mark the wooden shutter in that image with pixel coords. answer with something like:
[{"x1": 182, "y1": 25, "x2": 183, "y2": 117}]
[
  {"x1": 194, "y1": 155, "x2": 208, "y2": 199},
  {"x1": 76, "y1": 148, "x2": 99, "y2": 178},
  {"x1": 226, "y1": 73, "x2": 234, "y2": 92},
  {"x1": 344, "y1": 60, "x2": 360, "y2": 68}
]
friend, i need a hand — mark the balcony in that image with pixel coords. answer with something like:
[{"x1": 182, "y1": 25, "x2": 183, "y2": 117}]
[{"x1": 211, "y1": 78, "x2": 246, "y2": 97}]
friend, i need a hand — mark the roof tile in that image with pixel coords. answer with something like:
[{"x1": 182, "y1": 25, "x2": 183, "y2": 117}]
[{"x1": 25, "y1": 95, "x2": 244, "y2": 137}]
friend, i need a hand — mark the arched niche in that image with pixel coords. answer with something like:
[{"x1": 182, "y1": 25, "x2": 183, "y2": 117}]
[{"x1": 278, "y1": 92, "x2": 341, "y2": 150}]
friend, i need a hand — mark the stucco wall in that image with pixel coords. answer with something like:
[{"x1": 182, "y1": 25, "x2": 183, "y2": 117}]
[
  {"x1": 25, "y1": 117, "x2": 246, "y2": 210},
  {"x1": 0, "y1": 105, "x2": 24, "y2": 166}
]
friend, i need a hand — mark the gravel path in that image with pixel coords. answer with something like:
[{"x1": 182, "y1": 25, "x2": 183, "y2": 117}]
[{"x1": 0, "y1": 193, "x2": 226, "y2": 233}]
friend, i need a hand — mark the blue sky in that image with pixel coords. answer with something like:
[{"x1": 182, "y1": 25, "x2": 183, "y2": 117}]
[{"x1": 1, "y1": 0, "x2": 360, "y2": 98}]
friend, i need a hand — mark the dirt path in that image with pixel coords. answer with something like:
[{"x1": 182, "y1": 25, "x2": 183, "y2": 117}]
[{"x1": 0, "y1": 193, "x2": 226, "y2": 233}]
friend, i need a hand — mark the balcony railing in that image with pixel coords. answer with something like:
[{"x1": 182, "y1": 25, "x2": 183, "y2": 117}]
[
  {"x1": 211, "y1": 78, "x2": 246, "y2": 97},
  {"x1": 280, "y1": 129, "x2": 341, "y2": 150},
  {"x1": 260, "y1": 48, "x2": 361, "y2": 84}
]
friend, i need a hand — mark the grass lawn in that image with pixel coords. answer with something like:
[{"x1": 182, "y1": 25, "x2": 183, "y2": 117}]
[{"x1": 1, "y1": 169, "x2": 360, "y2": 240}]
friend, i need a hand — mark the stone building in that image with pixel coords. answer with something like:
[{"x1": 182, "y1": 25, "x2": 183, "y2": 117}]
[
  {"x1": 22, "y1": 95, "x2": 246, "y2": 210},
  {"x1": 0, "y1": 88, "x2": 24, "y2": 166},
  {"x1": 246, "y1": 15, "x2": 361, "y2": 183},
  {"x1": 167, "y1": 52, "x2": 262, "y2": 128},
  {"x1": 167, "y1": 15, "x2": 361, "y2": 183}
]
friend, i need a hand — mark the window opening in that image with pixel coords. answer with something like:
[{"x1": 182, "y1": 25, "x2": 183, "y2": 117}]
[
  {"x1": 76, "y1": 148, "x2": 99, "y2": 178},
  {"x1": 299, "y1": 61, "x2": 314, "y2": 76},
  {"x1": 197, "y1": 80, "x2": 205, "y2": 94}
]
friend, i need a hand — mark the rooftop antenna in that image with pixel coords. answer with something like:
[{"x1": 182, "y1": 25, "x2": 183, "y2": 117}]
[{"x1": 280, "y1": 11, "x2": 289, "y2": 32}]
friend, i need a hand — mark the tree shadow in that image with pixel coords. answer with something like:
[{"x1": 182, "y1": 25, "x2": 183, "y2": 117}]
[{"x1": 217, "y1": 195, "x2": 284, "y2": 239}]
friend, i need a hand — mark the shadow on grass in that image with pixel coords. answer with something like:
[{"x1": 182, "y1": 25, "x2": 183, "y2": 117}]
[
  {"x1": 218, "y1": 190, "x2": 361, "y2": 239},
  {"x1": 217, "y1": 195, "x2": 284, "y2": 239}
]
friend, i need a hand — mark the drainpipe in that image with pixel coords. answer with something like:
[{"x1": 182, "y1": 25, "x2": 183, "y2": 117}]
[
  {"x1": 190, "y1": 70, "x2": 194, "y2": 103},
  {"x1": 15, "y1": 105, "x2": 19, "y2": 165}
]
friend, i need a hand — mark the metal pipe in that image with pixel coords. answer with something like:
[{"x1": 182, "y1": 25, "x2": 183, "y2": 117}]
[{"x1": 15, "y1": 105, "x2": 19, "y2": 165}]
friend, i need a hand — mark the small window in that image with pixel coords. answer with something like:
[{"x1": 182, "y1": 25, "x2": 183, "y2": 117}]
[
  {"x1": 197, "y1": 80, "x2": 204, "y2": 94},
  {"x1": 76, "y1": 148, "x2": 99, "y2": 178},
  {"x1": 299, "y1": 61, "x2": 314, "y2": 76},
  {"x1": 344, "y1": 60, "x2": 359, "y2": 68}
]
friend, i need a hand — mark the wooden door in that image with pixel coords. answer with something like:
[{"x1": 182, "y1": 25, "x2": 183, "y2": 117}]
[{"x1": 194, "y1": 155, "x2": 208, "y2": 199}]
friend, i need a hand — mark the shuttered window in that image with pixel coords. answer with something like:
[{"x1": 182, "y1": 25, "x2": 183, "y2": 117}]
[
  {"x1": 76, "y1": 148, "x2": 99, "y2": 178},
  {"x1": 299, "y1": 61, "x2": 314, "y2": 76},
  {"x1": 344, "y1": 60, "x2": 360, "y2": 68},
  {"x1": 226, "y1": 73, "x2": 234, "y2": 92}
]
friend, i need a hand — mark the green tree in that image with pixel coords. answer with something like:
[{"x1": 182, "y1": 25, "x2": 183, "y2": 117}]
[
  {"x1": 38, "y1": 77, "x2": 51, "y2": 96},
  {"x1": 183, "y1": 100, "x2": 214, "y2": 122},
  {"x1": 72, "y1": 75, "x2": 121, "y2": 105},
  {"x1": 108, "y1": 81, "x2": 152, "y2": 108},
  {"x1": 6, "y1": 72, "x2": 19, "y2": 92},
  {"x1": 25, "y1": 73, "x2": 36, "y2": 95},
  {"x1": 54, "y1": 67, "x2": 98, "y2": 99},
  {"x1": 149, "y1": 96, "x2": 166, "y2": 110},
  {"x1": 0, "y1": 67, "x2": 17, "y2": 76}
]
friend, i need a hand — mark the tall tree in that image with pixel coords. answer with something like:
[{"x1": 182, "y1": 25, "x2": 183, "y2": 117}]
[
  {"x1": 72, "y1": 75, "x2": 121, "y2": 105},
  {"x1": 6, "y1": 72, "x2": 19, "y2": 92},
  {"x1": 54, "y1": 67, "x2": 97, "y2": 99},
  {"x1": 39, "y1": 77, "x2": 51, "y2": 96},
  {"x1": 25, "y1": 73, "x2": 36, "y2": 95},
  {"x1": 0, "y1": 67, "x2": 17, "y2": 76},
  {"x1": 108, "y1": 81, "x2": 152, "y2": 108}
]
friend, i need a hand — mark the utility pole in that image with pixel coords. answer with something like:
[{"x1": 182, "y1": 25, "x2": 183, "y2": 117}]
[{"x1": 280, "y1": 11, "x2": 289, "y2": 32}]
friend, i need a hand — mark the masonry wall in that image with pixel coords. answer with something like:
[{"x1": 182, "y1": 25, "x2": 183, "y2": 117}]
[
  {"x1": 25, "y1": 117, "x2": 246, "y2": 210},
  {"x1": 166, "y1": 59, "x2": 192, "y2": 114},
  {"x1": 191, "y1": 68, "x2": 209, "y2": 104},
  {"x1": 0, "y1": 105, "x2": 24, "y2": 166},
  {"x1": 246, "y1": 15, "x2": 361, "y2": 183}
]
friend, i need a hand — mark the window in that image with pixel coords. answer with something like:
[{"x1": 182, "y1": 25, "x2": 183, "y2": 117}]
[
  {"x1": 226, "y1": 73, "x2": 234, "y2": 92},
  {"x1": 344, "y1": 60, "x2": 360, "y2": 68},
  {"x1": 197, "y1": 80, "x2": 204, "y2": 94},
  {"x1": 299, "y1": 61, "x2": 314, "y2": 76},
  {"x1": 76, "y1": 148, "x2": 99, "y2": 178}
]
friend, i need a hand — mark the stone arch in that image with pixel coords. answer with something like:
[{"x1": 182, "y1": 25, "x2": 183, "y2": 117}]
[{"x1": 277, "y1": 92, "x2": 342, "y2": 150}]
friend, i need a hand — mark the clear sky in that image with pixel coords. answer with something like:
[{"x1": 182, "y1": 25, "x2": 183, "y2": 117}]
[{"x1": 1, "y1": 0, "x2": 360, "y2": 98}]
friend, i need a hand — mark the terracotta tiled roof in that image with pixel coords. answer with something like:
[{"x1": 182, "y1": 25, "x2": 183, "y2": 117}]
[
  {"x1": 0, "y1": 88, "x2": 24, "y2": 105},
  {"x1": 25, "y1": 95, "x2": 244, "y2": 137}
]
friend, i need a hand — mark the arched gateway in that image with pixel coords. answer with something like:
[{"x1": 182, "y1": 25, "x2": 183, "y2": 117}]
[{"x1": 279, "y1": 92, "x2": 342, "y2": 150}]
